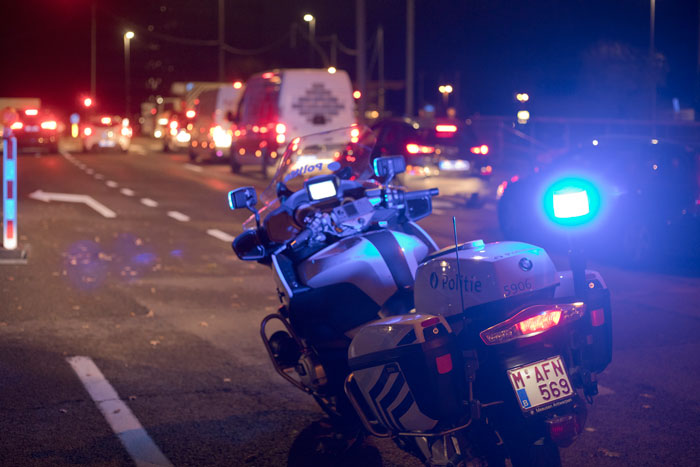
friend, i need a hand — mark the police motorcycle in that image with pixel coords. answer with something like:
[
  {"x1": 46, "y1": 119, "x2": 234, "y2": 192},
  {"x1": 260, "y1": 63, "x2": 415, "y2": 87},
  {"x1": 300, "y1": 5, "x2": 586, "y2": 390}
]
[{"x1": 228, "y1": 126, "x2": 612, "y2": 466}]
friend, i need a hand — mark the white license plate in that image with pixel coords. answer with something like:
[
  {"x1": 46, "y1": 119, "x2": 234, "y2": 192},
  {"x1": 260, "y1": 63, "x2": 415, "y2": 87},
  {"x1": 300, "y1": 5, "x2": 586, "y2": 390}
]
[
  {"x1": 507, "y1": 356, "x2": 574, "y2": 411},
  {"x1": 25, "y1": 125, "x2": 39, "y2": 132}
]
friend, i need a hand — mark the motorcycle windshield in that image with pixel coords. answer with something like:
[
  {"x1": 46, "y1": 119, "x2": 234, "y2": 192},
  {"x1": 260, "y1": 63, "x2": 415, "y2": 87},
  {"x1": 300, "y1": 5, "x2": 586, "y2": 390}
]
[{"x1": 243, "y1": 126, "x2": 378, "y2": 229}]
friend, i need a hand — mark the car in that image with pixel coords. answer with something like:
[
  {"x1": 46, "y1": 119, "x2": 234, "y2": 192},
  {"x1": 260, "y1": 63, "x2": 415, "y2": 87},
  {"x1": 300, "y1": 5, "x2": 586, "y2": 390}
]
[
  {"x1": 80, "y1": 115, "x2": 132, "y2": 152},
  {"x1": 497, "y1": 136, "x2": 700, "y2": 265},
  {"x1": 371, "y1": 117, "x2": 493, "y2": 205},
  {"x1": 229, "y1": 68, "x2": 356, "y2": 178},
  {"x1": 189, "y1": 85, "x2": 243, "y2": 163},
  {"x1": 9, "y1": 108, "x2": 61, "y2": 153}
]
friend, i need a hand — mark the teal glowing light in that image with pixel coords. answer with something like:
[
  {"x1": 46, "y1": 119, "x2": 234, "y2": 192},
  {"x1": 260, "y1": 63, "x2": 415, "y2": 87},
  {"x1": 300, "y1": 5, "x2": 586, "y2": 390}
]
[{"x1": 544, "y1": 178, "x2": 600, "y2": 226}]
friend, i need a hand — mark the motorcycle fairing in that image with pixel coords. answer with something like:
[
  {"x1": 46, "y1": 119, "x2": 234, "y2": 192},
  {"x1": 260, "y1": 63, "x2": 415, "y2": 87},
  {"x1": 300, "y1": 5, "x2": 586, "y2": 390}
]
[{"x1": 414, "y1": 241, "x2": 559, "y2": 317}]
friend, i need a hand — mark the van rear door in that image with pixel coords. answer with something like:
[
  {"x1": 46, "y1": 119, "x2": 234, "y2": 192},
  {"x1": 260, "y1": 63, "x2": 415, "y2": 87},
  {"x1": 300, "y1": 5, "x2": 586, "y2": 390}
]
[{"x1": 277, "y1": 69, "x2": 355, "y2": 139}]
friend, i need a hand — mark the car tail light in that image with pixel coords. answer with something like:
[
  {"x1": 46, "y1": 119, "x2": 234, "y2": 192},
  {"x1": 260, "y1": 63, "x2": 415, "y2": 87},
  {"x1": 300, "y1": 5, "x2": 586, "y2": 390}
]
[
  {"x1": 480, "y1": 165, "x2": 493, "y2": 175},
  {"x1": 233, "y1": 81, "x2": 243, "y2": 89},
  {"x1": 101, "y1": 116, "x2": 111, "y2": 125},
  {"x1": 185, "y1": 110, "x2": 196, "y2": 119},
  {"x1": 121, "y1": 127, "x2": 132, "y2": 137},
  {"x1": 83, "y1": 127, "x2": 93, "y2": 136},
  {"x1": 169, "y1": 120, "x2": 178, "y2": 129},
  {"x1": 470, "y1": 144, "x2": 489, "y2": 155},
  {"x1": 435, "y1": 124, "x2": 457, "y2": 133},
  {"x1": 275, "y1": 123, "x2": 286, "y2": 134},
  {"x1": 10, "y1": 122, "x2": 23, "y2": 130},
  {"x1": 496, "y1": 180, "x2": 508, "y2": 198},
  {"x1": 25, "y1": 109, "x2": 38, "y2": 116},
  {"x1": 406, "y1": 143, "x2": 435, "y2": 154},
  {"x1": 157, "y1": 118, "x2": 168, "y2": 125},
  {"x1": 212, "y1": 125, "x2": 232, "y2": 148},
  {"x1": 41, "y1": 121, "x2": 57, "y2": 130},
  {"x1": 480, "y1": 302, "x2": 585, "y2": 345}
]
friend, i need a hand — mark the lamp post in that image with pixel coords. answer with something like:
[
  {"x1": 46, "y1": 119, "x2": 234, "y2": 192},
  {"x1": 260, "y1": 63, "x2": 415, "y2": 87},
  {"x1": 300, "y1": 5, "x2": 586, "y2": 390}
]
[
  {"x1": 303, "y1": 14, "x2": 316, "y2": 66},
  {"x1": 124, "y1": 31, "x2": 134, "y2": 117}
]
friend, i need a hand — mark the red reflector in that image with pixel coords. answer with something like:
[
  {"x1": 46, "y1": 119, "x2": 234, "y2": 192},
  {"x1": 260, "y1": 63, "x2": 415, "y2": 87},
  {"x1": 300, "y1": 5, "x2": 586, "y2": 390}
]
[
  {"x1": 436, "y1": 354, "x2": 453, "y2": 374},
  {"x1": 591, "y1": 308, "x2": 605, "y2": 327},
  {"x1": 421, "y1": 317, "x2": 440, "y2": 328},
  {"x1": 510, "y1": 175, "x2": 520, "y2": 183},
  {"x1": 6, "y1": 220, "x2": 13, "y2": 239},
  {"x1": 546, "y1": 414, "x2": 583, "y2": 446},
  {"x1": 517, "y1": 311, "x2": 561, "y2": 335}
]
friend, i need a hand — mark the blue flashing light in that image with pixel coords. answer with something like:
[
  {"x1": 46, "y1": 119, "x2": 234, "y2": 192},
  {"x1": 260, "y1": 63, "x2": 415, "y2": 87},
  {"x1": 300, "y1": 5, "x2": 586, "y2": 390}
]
[
  {"x1": 5, "y1": 199, "x2": 16, "y2": 219},
  {"x1": 544, "y1": 178, "x2": 600, "y2": 227}
]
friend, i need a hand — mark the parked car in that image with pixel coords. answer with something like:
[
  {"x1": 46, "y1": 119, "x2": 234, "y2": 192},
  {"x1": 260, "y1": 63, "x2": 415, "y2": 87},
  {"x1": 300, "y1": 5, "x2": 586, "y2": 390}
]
[
  {"x1": 372, "y1": 117, "x2": 493, "y2": 205},
  {"x1": 189, "y1": 85, "x2": 243, "y2": 163},
  {"x1": 9, "y1": 107, "x2": 61, "y2": 153},
  {"x1": 229, "y1": 68, "x2": 356, "y2": 178},
  {"x1": 80, "y1": 115, "x2": 132, "y2": 152},
  {"x1": 497, "y1": 136, "x2": 700, "y2": 264}
]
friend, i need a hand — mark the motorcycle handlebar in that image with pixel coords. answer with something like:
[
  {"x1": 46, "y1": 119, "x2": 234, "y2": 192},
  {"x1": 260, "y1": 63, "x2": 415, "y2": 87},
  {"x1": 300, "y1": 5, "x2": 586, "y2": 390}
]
[{"x1": 403, "y1": 187, "x2": 439, "y2": 201}]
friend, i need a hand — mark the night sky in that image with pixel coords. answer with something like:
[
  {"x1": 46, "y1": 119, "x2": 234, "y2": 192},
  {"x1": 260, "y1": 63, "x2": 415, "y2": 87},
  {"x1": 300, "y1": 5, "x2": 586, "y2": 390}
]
[{"x1": 1, "y1": 0, "x2": 698, "y2": 120}]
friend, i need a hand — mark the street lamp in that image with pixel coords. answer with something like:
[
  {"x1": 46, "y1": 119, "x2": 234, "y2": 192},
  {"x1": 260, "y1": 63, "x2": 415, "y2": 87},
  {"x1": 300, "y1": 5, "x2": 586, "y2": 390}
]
[
  {"x1": 123, "y1": 31, "x2": 134, "y2": 117},
  {"x1": 303, "y1": 14, "x2": 316, "y2": 66},
  {"x1": 438, "y1": 84, "x2": 453, "y2": 107}
]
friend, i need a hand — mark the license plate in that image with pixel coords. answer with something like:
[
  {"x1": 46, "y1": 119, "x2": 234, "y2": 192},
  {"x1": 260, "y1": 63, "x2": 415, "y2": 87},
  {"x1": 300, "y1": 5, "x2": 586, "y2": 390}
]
[
  {"x1": 507, "y1": 356, "x2": 574, "y2": 412},
  {"x1": 25, "y1": 125, "x2": 39, "y2": 132}
]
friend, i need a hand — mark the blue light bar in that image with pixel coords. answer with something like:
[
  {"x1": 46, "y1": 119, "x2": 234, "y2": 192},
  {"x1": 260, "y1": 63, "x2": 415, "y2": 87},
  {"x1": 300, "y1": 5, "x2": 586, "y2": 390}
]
[{"x1": 544, "y1": 178, "x2": 600, "y2": 227}]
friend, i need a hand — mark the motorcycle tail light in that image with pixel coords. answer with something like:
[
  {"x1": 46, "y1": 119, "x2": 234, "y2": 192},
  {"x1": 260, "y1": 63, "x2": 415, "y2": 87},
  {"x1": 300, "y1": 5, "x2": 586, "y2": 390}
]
[
  {"x1": 480, "y1": 302, "x2": 585, "y2": 345},
  {"x1": 41, "y1": 120, "x2": 57, "y2": 130}
]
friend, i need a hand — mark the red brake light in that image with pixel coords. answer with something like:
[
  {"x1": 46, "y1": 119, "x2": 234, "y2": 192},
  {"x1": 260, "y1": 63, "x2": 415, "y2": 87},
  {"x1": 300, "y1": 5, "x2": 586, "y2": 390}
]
[
  {"x1": 480, "y1": 303, "x2": 585, "y2": 345},
  {"x1": 517, "y1": 311, "x2": 561, "y2": 334},
  {"x1": 41, "y1": 121, "x2": 57, "y2": 130},
  {"x1": 471, "y1": 144, "x2": 489, "y2": 155},
  {"x1": 25, "y1": 109, "x2": 38, "y2": 116},
  {"x1": 406, "y1": 143, "x2": 435, "y2": 154},
  {"x1": 233, "y1": 81, "x2": 243, "y2": 89},
  {"x1": 185, "y1": 110, "x2": 196, "y2": 119},
  {"x1": 262, "y1": 72, "x2": 274, "y2": 79},
  {"x1": 10, "y1": 122, "x2": 23, "y2": 130},
  {"x1": 435, "y1": 124, "x2": 457, "y2": 133},
  {"x1": 100, "y1": 116, "x2": 111, "y2": 125},
  {"x1": 169, "y1": 120, "x2": 178, "y2": 129},
  {"x1": 275, "y1": 123, "x2": 286, "y2": 134}
]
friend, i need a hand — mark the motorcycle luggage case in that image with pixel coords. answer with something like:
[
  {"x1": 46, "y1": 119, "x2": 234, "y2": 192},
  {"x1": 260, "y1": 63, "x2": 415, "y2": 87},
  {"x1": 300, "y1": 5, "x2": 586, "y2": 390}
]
[{"x1": 347, "y1": 314, "x2": 467, "y2": 433}]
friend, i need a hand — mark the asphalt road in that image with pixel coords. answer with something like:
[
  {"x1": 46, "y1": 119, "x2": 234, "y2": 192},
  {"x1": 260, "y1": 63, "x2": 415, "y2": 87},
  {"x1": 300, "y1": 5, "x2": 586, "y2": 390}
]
[{"x1": 1, "y1": 138, "x2": 698, "y2": 466}]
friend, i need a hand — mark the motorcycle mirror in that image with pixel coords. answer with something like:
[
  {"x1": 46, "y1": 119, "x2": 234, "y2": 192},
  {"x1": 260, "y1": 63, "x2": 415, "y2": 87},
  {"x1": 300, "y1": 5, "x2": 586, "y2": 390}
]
[
  {"x1": 373, "y1": 155, "x2": 406, "y2": 183},
  {"x1": 228, "y1": 186, "x2": 257, "y2": 210},
  {"x1": 228, "y1": 186, "x2": 261, "y2": 228},
  {"x1": 232, "y1": 229, "x2": 266, "y2": 261}
]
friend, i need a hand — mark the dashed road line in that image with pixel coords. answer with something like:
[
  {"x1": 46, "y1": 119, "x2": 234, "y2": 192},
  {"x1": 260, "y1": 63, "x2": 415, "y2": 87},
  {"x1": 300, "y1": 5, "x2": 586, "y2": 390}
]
[
  {"x1": 86, "y1": 168, "x2": 94, "y2": 175},
  {"x1": 120, "y1": 188, "x2": 135, "y2": 197},
  {"x1": 167, "y1": 211, "x2": 190, "y2": 222},
  {"x1": 95, "y1": 174, "x2": 104, "y2": 180},
  {"x1": 106, "y1": 181, "x2": 119, "y2": 188},
  {"x1": 206, "y1": 229, "x2": 235, "y2": 242},
  {"x1": 184, "y1": 164, "x2": 203, "y2": 173},
  {"x1": 67, "y1": 356, "x2": 173, "y2": 467},
  {"x1": 140, "y1": 198, "x2": 159, "y2": 208}
]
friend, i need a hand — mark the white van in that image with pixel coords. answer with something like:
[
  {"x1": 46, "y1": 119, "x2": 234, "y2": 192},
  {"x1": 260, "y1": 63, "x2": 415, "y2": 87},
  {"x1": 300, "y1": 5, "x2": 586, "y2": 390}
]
[
  {"x1": 189, "y1": 85, "x2": 243, "y2": 163},
  {"x1": 229, "y1": 68, "x2": 356, "y2": 177}
]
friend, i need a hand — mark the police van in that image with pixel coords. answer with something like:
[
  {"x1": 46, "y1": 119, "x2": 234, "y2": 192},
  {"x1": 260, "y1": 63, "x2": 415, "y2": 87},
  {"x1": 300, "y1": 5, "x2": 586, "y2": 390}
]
[
  {"x1": 189, "y1": 84, "x2": 244, "y2": 163},
  {"x1": 229, "y1": 68, "x2": 356, "y2": 177}
]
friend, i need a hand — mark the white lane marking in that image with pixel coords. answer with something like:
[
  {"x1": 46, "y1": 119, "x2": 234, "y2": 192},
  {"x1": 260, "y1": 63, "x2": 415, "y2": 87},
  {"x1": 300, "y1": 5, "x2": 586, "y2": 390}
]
[
  {"x1": 106, "y1": 181, "x2": 119, "y2": 188},
  {"x1": 206, "y1": 229, "x2": 235, "y2": 242},
  {"x1": 95, "y1": 174, "x2": 105, "y2": 180},
  {"x1": 120, "y1": 188, "x2": 135, "y2": 197},
  {"x1": 184, "y1": 164, "x2": 203, "y2": 173},
  {"x1": 86, "y1": 168, "x2": 95, "y2": 175},
  {"x1": 141, "y1": 198, "x2": 159, "y2": 208},
  {"x1": 29, "y1": 190, "x2": 117, "y2": 218},
  {"x1": 433, "y1": 209, "x2": 446, "y2": 216},
  {"x1": 167, "y1": 211, "x2": 190, "y2": 222},
  {"x1": 66, "y1": 356, "x2": 174, "y2": 467}
]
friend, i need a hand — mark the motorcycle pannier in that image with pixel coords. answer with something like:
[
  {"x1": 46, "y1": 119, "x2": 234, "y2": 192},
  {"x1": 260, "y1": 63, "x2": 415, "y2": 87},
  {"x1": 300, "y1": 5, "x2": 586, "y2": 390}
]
[{"x1": 347, "y1": 314, "x2": 467, "y2": 433}]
